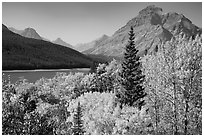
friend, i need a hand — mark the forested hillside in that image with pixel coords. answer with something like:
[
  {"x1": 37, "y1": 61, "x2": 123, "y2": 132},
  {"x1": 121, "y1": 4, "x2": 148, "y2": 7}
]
[{"x1": 2, "y1": 24, "x2": 94, "y2": 70}]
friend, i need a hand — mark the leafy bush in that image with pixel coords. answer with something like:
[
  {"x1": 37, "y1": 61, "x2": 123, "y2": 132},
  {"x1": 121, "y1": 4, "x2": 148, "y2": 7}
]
[{"x1": 67, "y1": 92, "x2": 151, "y2": 135}]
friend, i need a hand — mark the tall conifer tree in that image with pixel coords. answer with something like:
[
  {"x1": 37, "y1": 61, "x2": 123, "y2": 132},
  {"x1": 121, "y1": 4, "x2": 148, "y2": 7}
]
[
  {"x1": 117, "y1": 26, "x2": 147, "y2": 110},
  {"x1": 72, "y1": 102, "x2": 85, "y2": 135}
]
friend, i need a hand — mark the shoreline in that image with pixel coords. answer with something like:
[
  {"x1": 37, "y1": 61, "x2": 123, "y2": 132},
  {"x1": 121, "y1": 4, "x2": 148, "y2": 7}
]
[{"x1": 2, "y1": 68, "x2": 91, "y2": 73}]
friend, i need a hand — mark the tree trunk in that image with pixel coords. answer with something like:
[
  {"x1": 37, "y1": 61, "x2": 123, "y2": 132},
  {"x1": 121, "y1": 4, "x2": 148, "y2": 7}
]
[
  {"x1": 154, "y1": 100, "x2": 159, "y2": 134},
  {"x1": 173, "y1": 81, "x2": 178, "y2": 135},
  {"x1": 184, "y1": 99, "x2": 189, "y2": 135}
]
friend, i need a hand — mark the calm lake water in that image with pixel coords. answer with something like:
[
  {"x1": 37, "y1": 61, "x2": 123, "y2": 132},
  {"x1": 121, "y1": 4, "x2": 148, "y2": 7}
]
[{"x1": 2, "y1": 68, "x2": 91, "y2": 84}]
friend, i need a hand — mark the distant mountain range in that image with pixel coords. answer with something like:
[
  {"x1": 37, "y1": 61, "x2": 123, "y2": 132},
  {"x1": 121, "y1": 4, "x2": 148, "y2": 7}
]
[
  {"x1": 9, "y1": 27, "x2": 74, "y2": 49},
  {"x1": 9, "y1": 27, "x2": 42, "y2": 40},
  {"x1": 75, "y1": 34, "x2": 109, "y2": 52},
  {"x1": 52, "y1": 38, "x2": 74, "y2": 49},
  {"x1": 3, "y1": 24, "x2": 94, "y2": 70},
  {"x1": 78, "y1": 5, "x2": 201, "y2": 57}
]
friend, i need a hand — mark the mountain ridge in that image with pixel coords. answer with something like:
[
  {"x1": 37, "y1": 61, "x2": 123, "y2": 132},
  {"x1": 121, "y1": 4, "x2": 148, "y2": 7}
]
[
  {"x1": 52, "y1": 38, "x2": 74, "y2": 49},
  {"x1": 9, "y1": 27, "x2": 75, "y2": 49},
  {"x1": 3, "y1": 24, "x2": 94, "y2": 70},
  {"x1": 75, "y1": 34, "x2": 109, "y2": 52},
  {"x1": 9, "y1": 27, "x2": 43, "y2": 40},
  {"x1": 21, "y1": 27, "x2": 42, "y2": 40},
  {"x1": 81, "y1": 5, "x2": 201, "y2": 57}
]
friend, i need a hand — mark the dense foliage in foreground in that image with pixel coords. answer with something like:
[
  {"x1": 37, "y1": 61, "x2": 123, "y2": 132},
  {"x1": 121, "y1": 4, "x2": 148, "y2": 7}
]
[{"x1": 2, "y1": 34, "x2": 202, "y2": 135}]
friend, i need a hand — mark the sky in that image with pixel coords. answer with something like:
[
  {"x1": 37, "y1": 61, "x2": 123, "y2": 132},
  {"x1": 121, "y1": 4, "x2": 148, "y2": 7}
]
[{"x1": 2, "y1": 2, "x2": 202, "y2": 45}]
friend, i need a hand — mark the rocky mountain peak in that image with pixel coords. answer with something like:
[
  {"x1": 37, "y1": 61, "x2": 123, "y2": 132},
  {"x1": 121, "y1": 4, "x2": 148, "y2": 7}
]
[
  {"x1": 115, "y1": 5, "x2": 164, "y2": 35},
  {"x1": 102, "y1": 34, "x2": 109, "y2": 38},
  {"x1": 56, "y1": 37, "x2": 62, "y2": 41},
  {"x1": 8, "y1": 27, "x2": 42, "y2": 40},
  {"x1": 53, "y1": 37, "x2": 65, "y2": 43},
  {"x1": 52, "y1": 37, "x2": 74, "y2": 49},
  {"x1": 162, "y1": 12, "x2": 187, "y2": 27},
  {"x1": 24, "y1": 27, "x2": 36, "y2": 32},
  {"x1": 20, "y1": 27, "x2": 42, "y2": 40},
  {"x1": 138, "y1": 5, "x2": 163, "y2": 16},
  {"x1": 82, "y1": 5, "x2": 201, "y2": 57},
  {"x1": 162, "y1": 12, "x2": 201, "y2": 37},
  {"x1": 75, "y1": 34, "x2": 109, "y2": 52},
  {"x1": 98, "y1": 34, "x2": 109, "y2": 41}
]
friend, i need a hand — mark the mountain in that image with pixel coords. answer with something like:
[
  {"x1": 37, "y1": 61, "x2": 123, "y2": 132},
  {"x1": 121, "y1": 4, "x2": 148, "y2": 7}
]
[
  {"x1": 75, "y1": 34, "x2": 109, "y2": 52},
  {"x1": 3, "y1": 24, "x2": 9, "y2": 31},
  {"x1": 9, "y1": 27, "x2": 24, "y2": 34},
  {"x1": 41, "y1": 37, "x2": 51, "y2": 42},
  {"x1": 52, "y1": 38, "x2": 74, "y2": 49},
  {"x1": 82, "y1": 5, "x2": 201, "y2": 57},
  {"x1": 2, "y1": 24, "x2": 94, "y2": 70},
  {"x1": 9, "y1": 27, "x2": 74, "y2": 48},
  {"x1": 9, "y1": 27, "x2": 42, "y2": 40},
  {"x1": 20, "y1": 27, "x2": 42, "y2": 40}
]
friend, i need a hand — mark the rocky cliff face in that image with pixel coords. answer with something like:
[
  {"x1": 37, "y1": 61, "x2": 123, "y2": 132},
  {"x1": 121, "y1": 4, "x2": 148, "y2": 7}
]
[{"x1": 83, "y1": 5, "x2": 201, "y2": 57}]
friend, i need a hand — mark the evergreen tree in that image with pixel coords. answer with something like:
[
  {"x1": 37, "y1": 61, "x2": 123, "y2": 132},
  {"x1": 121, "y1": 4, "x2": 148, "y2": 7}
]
[
  {"x1": 116, "y1": 26, "x2": 147, "y2": 110},
  {"x1": 72, "y1": 102, "x2": 85, "y2": 135}
]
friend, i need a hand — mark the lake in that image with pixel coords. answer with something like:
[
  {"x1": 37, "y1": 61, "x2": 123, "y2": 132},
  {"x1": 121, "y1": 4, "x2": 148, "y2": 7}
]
[{"x1": 2, "y1": 68, "x2": 91, "y2": 84}]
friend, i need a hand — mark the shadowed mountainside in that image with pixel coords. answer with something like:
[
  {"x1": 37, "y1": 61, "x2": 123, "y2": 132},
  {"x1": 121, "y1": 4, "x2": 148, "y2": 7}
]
[{"x1": 3, "y1": 24, "x2": 94, "y2": 70}]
